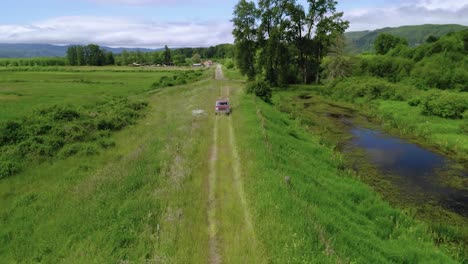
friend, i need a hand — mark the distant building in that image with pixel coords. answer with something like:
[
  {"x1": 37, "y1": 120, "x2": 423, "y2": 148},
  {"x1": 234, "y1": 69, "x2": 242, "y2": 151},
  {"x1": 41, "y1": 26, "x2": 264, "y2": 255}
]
[{"x1": 203, "y1": 60, "x2": 213, "y2": 67}]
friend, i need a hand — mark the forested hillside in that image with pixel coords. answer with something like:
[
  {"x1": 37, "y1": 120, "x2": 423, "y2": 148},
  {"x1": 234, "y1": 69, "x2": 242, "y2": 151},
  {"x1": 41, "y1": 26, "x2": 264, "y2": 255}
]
[{"x1": 345, "y1": 24, "x2": 468, "y2": 53}]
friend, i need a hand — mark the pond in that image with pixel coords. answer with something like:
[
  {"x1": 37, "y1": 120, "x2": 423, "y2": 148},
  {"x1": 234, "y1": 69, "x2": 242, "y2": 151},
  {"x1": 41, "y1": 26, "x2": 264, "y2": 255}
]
[{"x1": 349, "y1": 127, "x2": 468, "y2": 216}]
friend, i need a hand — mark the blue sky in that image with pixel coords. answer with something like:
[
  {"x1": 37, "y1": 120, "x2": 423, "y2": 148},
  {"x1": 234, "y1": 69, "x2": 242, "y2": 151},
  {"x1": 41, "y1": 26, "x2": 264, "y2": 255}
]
[{"x1": 0, "y1": 0, "x2": 467, "y2": 47}]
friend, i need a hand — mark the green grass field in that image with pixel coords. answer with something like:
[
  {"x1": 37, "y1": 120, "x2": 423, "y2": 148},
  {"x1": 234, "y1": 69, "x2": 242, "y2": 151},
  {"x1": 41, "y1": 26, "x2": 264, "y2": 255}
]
[
  {"x1": 0, "y1": 66, "x2": 207, "y2": 122},
  {"x1": 0, "y1": 66, "x2": 463, "y2": 263}
]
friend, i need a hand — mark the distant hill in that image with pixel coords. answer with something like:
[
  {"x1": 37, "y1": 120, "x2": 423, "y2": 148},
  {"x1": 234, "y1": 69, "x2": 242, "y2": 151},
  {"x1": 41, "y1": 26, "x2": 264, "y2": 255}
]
[
  {"x1": 345, "y1": 24, "x2": 468, "y2": 53},
  {"x1": 0, "y1": 44, "x2": 160, "y2": 58}
]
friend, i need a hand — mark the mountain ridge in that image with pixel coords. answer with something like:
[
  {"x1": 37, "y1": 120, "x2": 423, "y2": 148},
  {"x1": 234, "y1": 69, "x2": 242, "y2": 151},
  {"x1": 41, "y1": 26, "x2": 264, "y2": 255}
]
[
  {"x1": 0, "y1": 44, "x2": 161, "y2": 58},
  {"x1": 345, "y1": 24, "x2": 468, "y2": 53}
]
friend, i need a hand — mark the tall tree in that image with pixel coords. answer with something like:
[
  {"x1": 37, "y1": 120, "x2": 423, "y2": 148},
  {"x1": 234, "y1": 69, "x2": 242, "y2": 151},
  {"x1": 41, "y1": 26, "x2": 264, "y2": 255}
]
[
  {"x1": 105, "y1": 52, "x2": 115, "y2": 65},
  {"x1": 232, "y1": 0, "x2": 259, "y2": 80},
  {"x1": 232, "y1": 0, "x2": 348, "y2": 85},
  {"x1": 164, "y1": 45, "x2": 172, "y2": 64},
  {"x1": 191, "y1": 53, "x2": 201, "y2": 63},
  {"x1": 303, "y1": 0, "x2": 349, "y2": 84},
  {"x1": 66, "y1": 46, "x2": 78, "y2": 66},
  {"x1": 326, "y1": 34, "x2": 351, "y2": 80},
  {"x1": 76, "y1": 46, "x2": 85, "y2": 66}
]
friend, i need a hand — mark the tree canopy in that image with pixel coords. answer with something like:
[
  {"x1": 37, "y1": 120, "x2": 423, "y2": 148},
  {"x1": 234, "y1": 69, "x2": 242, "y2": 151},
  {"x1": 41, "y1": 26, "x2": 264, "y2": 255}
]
[{"x1": 232, "y1": 0, "x2": 349, "y2": 85}]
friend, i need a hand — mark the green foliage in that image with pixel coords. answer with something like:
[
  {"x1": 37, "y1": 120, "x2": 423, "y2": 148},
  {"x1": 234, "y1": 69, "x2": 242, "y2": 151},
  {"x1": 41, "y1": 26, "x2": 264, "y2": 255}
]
[
  {"x1": 191, "y1": 53, "x2": 201, "y2": 63},
  {"x1": 359, "y1": 55, "x2": 414, "y2": 82},
  {"x1": 346, "y1": 24, "x2": 468, "y2": 53},
  {"x1": 350, "y1": 30, "x2": 468, "y2": 91},
  {"x1": 246, "y1": 80, "x2": 272, "y2": 102},
  {"x1": 426, "y1": 35, "x2": 439, "y2": 43},
  {"x1": 407, "y1": 97, "x2": 421, "y2": 106},
  {"x1": 67, "y1": 44, "x2": 109, "y2": 66},
  {"x1": 374, "y1": 33, "x2": 408, "y2": 55},
  {"x1": 151, "y1": 70, "x2": 204, "y2": 88},
  {"x1": 326, "y1": 77, "x2": 414, "y2": 102},
  {"x1": 0, "y1": 57, "x2": 67, "y2": 67},
  {"x1": 164, "y1": 45, "x2": 172, "y2": 64},
  {"x1": 421, "y1": 91, "x2": 468, "y2": 119},
  {"x1": 225, "y1": 59, "x2": 235, "y2": 69},
  {"x1": 0, "y1": 98, "x2": 148, "y2": 179},
  {"x1": 233, "y1": 0, "x2": 349, "y2": 85}
]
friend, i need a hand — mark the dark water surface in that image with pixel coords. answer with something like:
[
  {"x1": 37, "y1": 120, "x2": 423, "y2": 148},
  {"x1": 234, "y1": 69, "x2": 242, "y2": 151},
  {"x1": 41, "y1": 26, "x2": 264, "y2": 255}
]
[{"x1": 350, "y1": 127, "x2": 468, "y2": 216}]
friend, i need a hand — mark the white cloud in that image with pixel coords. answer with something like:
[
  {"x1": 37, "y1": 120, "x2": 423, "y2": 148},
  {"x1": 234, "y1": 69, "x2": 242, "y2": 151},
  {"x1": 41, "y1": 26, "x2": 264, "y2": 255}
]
[
  {"x1": 345, "y1": 0, "x2": 468, "y2": 31},
  {"x1": 84, "y1": 0, "x2": 219, "y2": 6},
  {"x1": 0, "y1": 16, "x2": 234, "y2": 47},
  {"x1": 413, "y1": 0, "x2": 468, "y2": 10}
]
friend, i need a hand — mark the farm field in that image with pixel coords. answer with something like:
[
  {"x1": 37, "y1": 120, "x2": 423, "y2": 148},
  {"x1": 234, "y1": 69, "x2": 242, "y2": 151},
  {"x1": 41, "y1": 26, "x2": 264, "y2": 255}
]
[{"x1": 0, "y1": 66, "x2": 463, "y2": 263}]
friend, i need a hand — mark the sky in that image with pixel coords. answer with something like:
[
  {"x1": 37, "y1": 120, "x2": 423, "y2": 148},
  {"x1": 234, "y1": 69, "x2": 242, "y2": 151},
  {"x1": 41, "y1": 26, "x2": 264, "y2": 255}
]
[{"x1": 0, "y1": 0, "x2": 467, "y2": 48}]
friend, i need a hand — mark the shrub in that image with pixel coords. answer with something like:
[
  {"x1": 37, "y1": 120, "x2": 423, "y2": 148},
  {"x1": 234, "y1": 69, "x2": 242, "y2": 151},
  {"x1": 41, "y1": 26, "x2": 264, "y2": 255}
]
[
  {"x1": 0, "y1": 97, "x2": 148, "y2": 177},
  {"x1": 0, "y1": 121, "x2": 25, "y2": 146},
  {"x1": 246, "y1": 81, "x2": 272, "y2": 103},
  {"x1": 326, "y1": 77, "x2": 415, "y2": 102},
  {"x1": 359, "y1": 56, "x2": 414, "y2": 82},
  {"x1": 421, "y1": 91, "x2": 468, "y2": 119},
  {"x1": 0, "y1": 160, "x2": 20, "y2": 179},
  {"x1": 225, "y1": 59, "x2": 235, "y2": 69},
  {"x1": 408, "y1": 97, "x2": 421, "y2": 107}
]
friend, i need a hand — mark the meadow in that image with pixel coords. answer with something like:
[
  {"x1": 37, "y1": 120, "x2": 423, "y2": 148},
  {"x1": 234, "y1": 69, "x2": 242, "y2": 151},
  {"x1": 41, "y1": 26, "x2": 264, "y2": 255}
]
[{"x1": 0, "y1": 65, "x2": 463, "y2": 263}]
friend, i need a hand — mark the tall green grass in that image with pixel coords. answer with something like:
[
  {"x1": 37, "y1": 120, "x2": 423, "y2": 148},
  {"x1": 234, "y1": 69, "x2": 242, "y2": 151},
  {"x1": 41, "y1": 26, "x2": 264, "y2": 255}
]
[
  {"x1": 0, "y1": 74, "x2": 216, "y2": 263},
  {"x1": 233, "y1": 93, "x2": 458, "y2": 263}
]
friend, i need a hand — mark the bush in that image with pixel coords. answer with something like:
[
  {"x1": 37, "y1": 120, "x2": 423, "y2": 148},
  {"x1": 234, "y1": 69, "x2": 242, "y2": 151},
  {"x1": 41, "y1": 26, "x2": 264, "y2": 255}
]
[
  {"x1": 246, "y1": 81, "x2": 272, "y2": 103},
  {"x1": 225, "y1": 59, "x2": 235, "y2": 69},
  {"x1": 0, "y1": 97, "x2": 148, "y2": 177},
  {"x1": 408, "y1": 97, "x2": 421, "y2": 107},
  {"x1": 0, "y1": 160, "x2": 20, "y2": 179},
  {"x1": 326, "y1": 77, "x2": 415, "y2": 102},
  {"x1": 359, "y1": 55, "x2": 414, "y2": 82},
  {"x1": 421, "y1": 91, "x2": 468, "y2": 119}
]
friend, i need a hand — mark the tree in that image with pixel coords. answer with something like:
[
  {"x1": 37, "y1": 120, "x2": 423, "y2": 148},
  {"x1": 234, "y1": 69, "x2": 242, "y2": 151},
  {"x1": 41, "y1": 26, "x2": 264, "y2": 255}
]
[
  {"x1": 325, "y1": 34, "x2": 352, "y2": 80},
  {"x1": 232, "y1": 0, "x2": 259, "y2": 80},
  {"x1": 232, "y1": 0, "x2": 349, "y2": 85},
  {"x1": 105, "y1": 52, "x2": 115, "y2": 65},
  {"x1": 426, "y1": 35, "x2": 439, "y2": 43},
  {"x1": 192, "y1": 53, "x2": 201, "y2": 63},
  {"x1": 85, "y1": 44, "x2": 105, "y2": 66},
  {"x1": 121, "y1": 50, "x2": 130, "y2": 65},
  {"x1": 76, "y1": 46, "x2": 85, "y2": 66},
  {"x1": 66, "y1": 46, "x2": 78, "y2": 66},
  {"x1": 164, "y1": 45, "x2": 172, "y2": 64},
  {"x1": 463, "y1": 31, "x2": 468, "y2": 54},
  {"x1": 374, "y1": 33, "x2": 408, "y2": 55}
]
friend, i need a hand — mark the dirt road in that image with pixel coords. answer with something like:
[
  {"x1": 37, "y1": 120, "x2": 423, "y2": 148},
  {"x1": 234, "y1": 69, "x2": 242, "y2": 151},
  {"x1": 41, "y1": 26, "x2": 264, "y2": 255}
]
[{"x1": 206, "y1": 65, "x2": 264, "y2": 263}]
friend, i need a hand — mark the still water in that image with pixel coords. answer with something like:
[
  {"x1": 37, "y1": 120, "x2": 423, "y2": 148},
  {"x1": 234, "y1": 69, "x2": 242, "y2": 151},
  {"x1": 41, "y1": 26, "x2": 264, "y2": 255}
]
[{"x1": 350, "y1": 127, "x2": 468, "y2": 216}]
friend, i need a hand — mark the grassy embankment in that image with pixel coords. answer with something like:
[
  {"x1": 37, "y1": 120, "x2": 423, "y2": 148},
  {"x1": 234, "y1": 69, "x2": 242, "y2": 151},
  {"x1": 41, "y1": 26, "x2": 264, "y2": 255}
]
[
  {"x1": 270, "y1": 85, "x2": 467, "y2": 259},
  {"x1": 219, "y1": 67, "x2": 461, "y2": 263}
]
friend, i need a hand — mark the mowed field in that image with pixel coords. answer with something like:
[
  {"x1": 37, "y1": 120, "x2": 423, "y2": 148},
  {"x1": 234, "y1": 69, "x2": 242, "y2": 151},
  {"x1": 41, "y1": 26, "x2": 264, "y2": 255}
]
[{"x1": 0, "y1": 66, "x2": 461, "y2": 263}]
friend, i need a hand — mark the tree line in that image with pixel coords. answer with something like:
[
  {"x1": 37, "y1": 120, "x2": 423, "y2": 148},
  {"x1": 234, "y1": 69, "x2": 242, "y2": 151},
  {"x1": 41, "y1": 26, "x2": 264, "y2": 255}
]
[
  {"x1": 232, "y1": 0, "x2": 349, "y2": 86},
  {"x1": 67, "y1": 44, "x2": 115, "y2": 66},
  {"x1": 66, "y1": 44, "x2": 234, "y2": 66}
]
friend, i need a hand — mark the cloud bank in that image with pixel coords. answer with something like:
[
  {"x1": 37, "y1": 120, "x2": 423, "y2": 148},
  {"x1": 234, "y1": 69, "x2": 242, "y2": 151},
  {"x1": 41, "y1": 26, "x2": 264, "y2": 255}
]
[
  {"x1": 0, "y1": 17, "x2": 234, "y2": 47},
  {"x1": 0, "y1": 0, "x2": 467, "y2": 47}
]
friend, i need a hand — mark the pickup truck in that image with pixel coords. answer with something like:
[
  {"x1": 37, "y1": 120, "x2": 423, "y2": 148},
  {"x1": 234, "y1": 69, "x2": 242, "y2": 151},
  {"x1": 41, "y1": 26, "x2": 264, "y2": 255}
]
[{"x1": 215, "y1": 100, "x2": 231, "y2": 115}]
